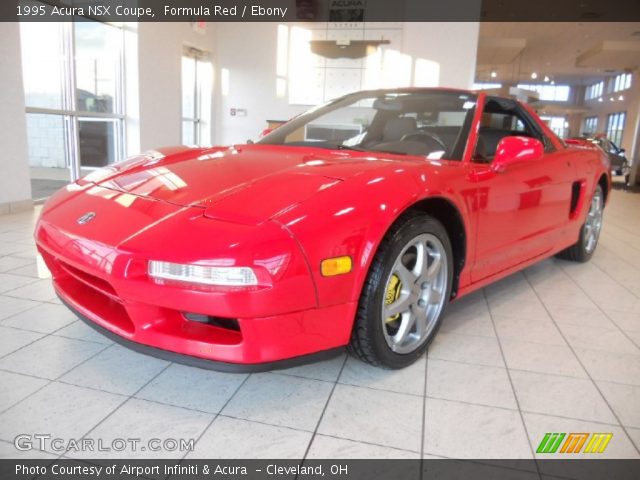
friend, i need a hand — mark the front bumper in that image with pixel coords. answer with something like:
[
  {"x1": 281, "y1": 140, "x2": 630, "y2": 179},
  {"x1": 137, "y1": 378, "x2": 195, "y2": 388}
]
[
  {"x1": 58, "y1": 294, "x2": 344, "y2": 372},
  {"x1": 35, "y1": 199, "x2": 356, "y2": 369}
]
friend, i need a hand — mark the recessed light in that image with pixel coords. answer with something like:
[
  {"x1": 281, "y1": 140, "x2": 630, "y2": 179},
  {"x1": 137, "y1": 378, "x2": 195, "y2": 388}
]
[
  {"x1": 491, "y1": 71, "x2": 497, "y2": 78},
  {"x1": 531, "y1": 72, "x2": 538, "y2": 79},
  {"x1": 618, "y1": 95, "x2": 624, "y2": 101},
  {"x1": 544, "y1": 76, "x2": 550, "y2": 82}
]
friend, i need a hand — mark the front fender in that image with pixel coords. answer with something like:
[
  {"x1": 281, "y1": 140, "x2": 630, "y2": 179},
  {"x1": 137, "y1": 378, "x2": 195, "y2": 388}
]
[{"x1": 274, "y1": 162, "x2": 471, "y2": 308}]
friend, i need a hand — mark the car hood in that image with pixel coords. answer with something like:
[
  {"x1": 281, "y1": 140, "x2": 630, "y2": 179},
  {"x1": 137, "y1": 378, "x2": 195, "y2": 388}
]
[{"x1": 86, "y1": 144, "x2": 394, "y2": 224}]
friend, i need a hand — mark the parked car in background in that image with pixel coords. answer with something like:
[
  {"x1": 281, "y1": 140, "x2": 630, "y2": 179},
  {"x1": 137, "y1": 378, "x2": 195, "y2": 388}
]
[{"x1": 567, "y1": 134, "x2": 629, "y2": 177}]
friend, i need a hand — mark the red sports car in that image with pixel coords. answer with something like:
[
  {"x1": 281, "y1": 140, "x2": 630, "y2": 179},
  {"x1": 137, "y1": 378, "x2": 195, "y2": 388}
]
[{"x1": 35, "y1": 88, "x2": 610, "y2": 371}]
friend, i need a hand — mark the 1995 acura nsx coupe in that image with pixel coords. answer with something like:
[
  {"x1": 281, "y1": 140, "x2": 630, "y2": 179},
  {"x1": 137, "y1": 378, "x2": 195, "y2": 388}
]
[{"x1": 36, "y1": 89, "x2": 610, "y2": 371}]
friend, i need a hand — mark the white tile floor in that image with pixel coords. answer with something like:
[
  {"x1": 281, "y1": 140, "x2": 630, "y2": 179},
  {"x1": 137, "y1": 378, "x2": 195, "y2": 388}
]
[{"x1": 0, "y1": 184, "x2": 639, "y2": 460}]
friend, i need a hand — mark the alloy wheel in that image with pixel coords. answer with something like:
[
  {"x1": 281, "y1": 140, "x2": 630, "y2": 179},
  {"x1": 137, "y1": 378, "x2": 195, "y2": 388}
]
[
  {"x1": 584, "y1": 188, "x2": 603, "y2": 254},
  {"x1": 381, "y1": 233, "x2": 448, "y2": 354}
]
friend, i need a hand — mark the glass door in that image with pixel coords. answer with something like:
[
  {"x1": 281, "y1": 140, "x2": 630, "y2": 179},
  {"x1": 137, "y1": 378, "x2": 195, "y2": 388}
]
[
  {"x1": 20, "y1": 14, "x2": 125, "y2": 200},
  {"x1": 74, "y1": 21, "x2": 125, "y2": 178}
]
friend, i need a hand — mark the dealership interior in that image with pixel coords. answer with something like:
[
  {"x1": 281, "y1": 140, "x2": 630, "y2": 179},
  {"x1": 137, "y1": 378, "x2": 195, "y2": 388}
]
[{"x1": 1, "y1": 17, "x2": 640, "y2": 462}]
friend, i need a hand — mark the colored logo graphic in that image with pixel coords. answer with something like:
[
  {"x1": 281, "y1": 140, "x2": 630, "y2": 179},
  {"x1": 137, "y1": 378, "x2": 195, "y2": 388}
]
[{"x1": 536, "y1": 433, "x2": 613, "y2": 454}]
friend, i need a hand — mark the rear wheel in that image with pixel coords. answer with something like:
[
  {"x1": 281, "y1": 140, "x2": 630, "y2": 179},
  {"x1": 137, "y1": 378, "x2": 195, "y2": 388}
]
[
  {"x1": 556, "y1": 184, "x2": 604, "y2": 262},
  {"x1": 348, "y1": 213, "x2": 453, "y2": 368}
]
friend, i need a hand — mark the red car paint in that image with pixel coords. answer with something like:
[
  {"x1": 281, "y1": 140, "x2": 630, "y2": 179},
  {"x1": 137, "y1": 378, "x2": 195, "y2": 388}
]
[{"x1": 35, "y1": 90, "x2": 611, "y2": 368}]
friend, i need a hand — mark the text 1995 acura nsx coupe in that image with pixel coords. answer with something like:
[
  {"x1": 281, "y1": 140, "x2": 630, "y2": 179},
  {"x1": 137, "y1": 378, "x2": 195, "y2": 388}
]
[{"x1": 36, "y1": 89, "x2": 610, "y2": 371}]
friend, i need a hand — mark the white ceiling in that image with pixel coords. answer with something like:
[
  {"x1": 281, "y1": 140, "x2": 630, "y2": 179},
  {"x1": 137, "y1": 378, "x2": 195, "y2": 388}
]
[{"x1": 476, "y1": 22, "x2": 640, "y2": 85}]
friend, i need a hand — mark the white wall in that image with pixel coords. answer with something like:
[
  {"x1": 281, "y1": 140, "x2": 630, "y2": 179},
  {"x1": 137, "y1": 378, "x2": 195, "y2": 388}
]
[
  {"x1": 0, "y1": 23, "x2": 32, "y2": 212},
  {"x1": 213, "y1": 23, "x2": 305, "y2": 146},
  {"x1": 402, "y1": 23, "x2": 479, "y2": 90},
  {"x1": 135, "y1": 23, "x2": 217, "y2": 152},
  {"x1": 212, "y1": 22, "x2": 481, "y2": 146}
]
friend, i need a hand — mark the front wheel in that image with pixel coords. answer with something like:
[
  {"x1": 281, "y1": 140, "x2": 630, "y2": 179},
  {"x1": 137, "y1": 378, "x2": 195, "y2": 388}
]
[
  {"x1": 348, "y1": 213, "x2": 453, "y2": 368},
  {"x1": 556, "y1": 184, "x2": 604, "y2": 262}
]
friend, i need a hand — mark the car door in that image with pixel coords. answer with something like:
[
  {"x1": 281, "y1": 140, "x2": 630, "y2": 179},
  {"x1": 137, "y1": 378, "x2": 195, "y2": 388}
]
[{"x1": 468, "y1": 98, "x2": 574, "y2": 282}]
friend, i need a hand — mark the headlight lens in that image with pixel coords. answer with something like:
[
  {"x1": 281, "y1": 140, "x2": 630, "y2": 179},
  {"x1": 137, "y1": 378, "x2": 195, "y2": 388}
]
[{"x1": 148, "y1": 261, "x2": 258, "y2": 286}]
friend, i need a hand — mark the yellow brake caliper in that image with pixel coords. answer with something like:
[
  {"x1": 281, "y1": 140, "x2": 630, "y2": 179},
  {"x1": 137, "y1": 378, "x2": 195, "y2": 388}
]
[{"x1": 385, "y1": 274, "x2": 402, "y2": 323}]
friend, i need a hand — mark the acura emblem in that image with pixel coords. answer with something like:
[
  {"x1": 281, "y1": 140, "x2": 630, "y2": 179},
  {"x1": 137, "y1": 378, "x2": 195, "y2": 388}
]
[{"x1": 77, "y1": 212, "x2": 96, "y2": 225}]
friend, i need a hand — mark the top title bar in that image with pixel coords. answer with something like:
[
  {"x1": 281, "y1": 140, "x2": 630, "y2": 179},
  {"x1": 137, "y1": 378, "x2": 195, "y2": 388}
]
[{"x1": 1, "y1": 0, "x2": 640, "y2": 22}]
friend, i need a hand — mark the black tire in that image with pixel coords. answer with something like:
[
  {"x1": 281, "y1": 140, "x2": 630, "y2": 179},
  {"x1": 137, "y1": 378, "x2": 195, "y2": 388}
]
[
  {"x1": 347, "y1": 212, "x2": 454, "y2": 369},
  {"x1": 556, "y1": 184, "x2": 604, "y2": 263}
]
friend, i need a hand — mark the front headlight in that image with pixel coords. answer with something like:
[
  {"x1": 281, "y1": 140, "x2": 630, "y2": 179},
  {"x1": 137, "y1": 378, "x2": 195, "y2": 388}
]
[{"x1": 148, "y1": 261, "x2": 258, "y2": 286}]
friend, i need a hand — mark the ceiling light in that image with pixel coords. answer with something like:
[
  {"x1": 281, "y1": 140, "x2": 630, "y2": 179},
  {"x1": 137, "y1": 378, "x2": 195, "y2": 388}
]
[
  {"x1": 490, "y1": 71, "x2": 497, "y2": 78},
  {"x1": 544, "y1": 76, "x2": 550, "y2": 82},
  {"x1": 551, "y1": 80, "x2": 555, "y2": 85},
  {"x1": 610, "y1": 97, "x2": 615, "y2": 101},
  {"x1": 531, "y1": 72, "x2": 538, "y2": 79},
  {"x1": 618, "y1": 95, "x2": 624, "y2": 101},
  {"x1": 598, "y1": 98, "x2": 603, "y2": 102}
]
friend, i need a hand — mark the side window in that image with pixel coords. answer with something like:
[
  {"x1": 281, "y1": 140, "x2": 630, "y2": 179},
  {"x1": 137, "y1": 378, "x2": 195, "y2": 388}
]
[
  {"x1": 517, "y1": 107, "x2": 557, "y2": 153},
  {"x1": 511, "y1": 117, "x2": 526, "y2": 132},
  {"x1": 481, "y1": 112, "x2": 526, "y2": 132},
  {"x1": 474, "y1": 98, "x2": 554, "y2": 163},
  {"x1": 474, "y1": 102, "x2": 534, "y2": 163}
]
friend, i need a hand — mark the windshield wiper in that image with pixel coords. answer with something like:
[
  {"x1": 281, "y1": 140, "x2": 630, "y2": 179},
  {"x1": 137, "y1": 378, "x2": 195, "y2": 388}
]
[
  {"x1": 332, "y1": 144, "x2": 368, "y2": 152},
  {"x1": 368, "y1": 148, "x2": 409, "y2": 156},
  {"x1": 334, "y1": 144, "x2": 412, "y2": 156}
]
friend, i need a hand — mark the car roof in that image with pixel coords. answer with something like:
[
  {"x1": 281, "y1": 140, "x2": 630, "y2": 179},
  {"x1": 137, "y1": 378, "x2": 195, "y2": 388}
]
[
  {"x1": 348, "y1": 87, "x2": 523, "y2": 104},
  {"x1": 345, "y1": 86, "x2": 475, "y2": 96}
]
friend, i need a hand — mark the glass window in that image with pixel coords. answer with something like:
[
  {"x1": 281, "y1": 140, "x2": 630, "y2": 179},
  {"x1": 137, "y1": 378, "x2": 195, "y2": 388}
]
[
  {"x1": 612, "y1": 73, "x2": 632, "y2": 93},
  {"x1": 181, "y1": 50, "x2": 212, "y2": 145},
  {"x1": 25, "y1": 113, "x2": 70, "y2": 170},
  {"x1": 20, "y1": 18, "x2": 125, "y2": 185},
  {"x1": 79, "y1": 118, "x2": 122, "y2": 168},
  {"x1": 472, "y1": 82, "x2": 502, "y2": 90},
  {"x1": 585, "y1": 81, "x2": 604, "y2": 100},
  {"x1": 182, "y1": 56, "x2": 197, "y2": 121},
  {"x1": 582, "y1": 116, "x2": 598, "y2": 135},
  {"x1": 74, "y1": 22, "x2": 121, "y2": 114},
  {"x1": 517, "y1": 84, "x2": 570, "y2": 102},
  {"x1": 606, "y1": 112, "x2": 626, "y2": 146},
  {"x1": 25, "y1": 113, "x2": 73, "y2": 201},
  {"x1": 540, "y1": 116, "x2": 567, "y2": 138},
  {"x1": 20, "y1": 22, "x2": 66, "y2": 110},
  {"x1": 473, "y1": 97, "x2": 550, "y2": 162},
  {"x1": 182, "y1": 120, "x2": 195, "y2": 146},
  {"x1": 481, "y1": 112, "x2": 526, "y2": 132}
]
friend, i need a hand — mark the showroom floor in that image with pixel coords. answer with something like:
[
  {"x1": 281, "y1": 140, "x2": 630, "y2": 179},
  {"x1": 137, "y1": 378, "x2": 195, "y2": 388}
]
[{"x1": 0, "y1": 184, "x2": 639, "y2": 462}]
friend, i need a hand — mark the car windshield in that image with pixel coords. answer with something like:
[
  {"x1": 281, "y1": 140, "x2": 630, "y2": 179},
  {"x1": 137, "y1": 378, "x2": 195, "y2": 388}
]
[{"x1": 258, "y1": 89, "x2": 477, "y2": 160}]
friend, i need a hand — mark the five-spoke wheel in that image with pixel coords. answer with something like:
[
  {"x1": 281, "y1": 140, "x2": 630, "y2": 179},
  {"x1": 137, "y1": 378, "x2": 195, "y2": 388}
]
[
  {"x1": 348, "y1": 213, "x2": 453, "y2": 368},
  {"x1": 556, "y1": 184, "x2": 605, "y2": 263},
  {"x1": 584, "y1": 187, "x2": 603, "y2": 254},
  {"x1": 382, "y1": 234, "x2": 448, "y2": 354}
]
